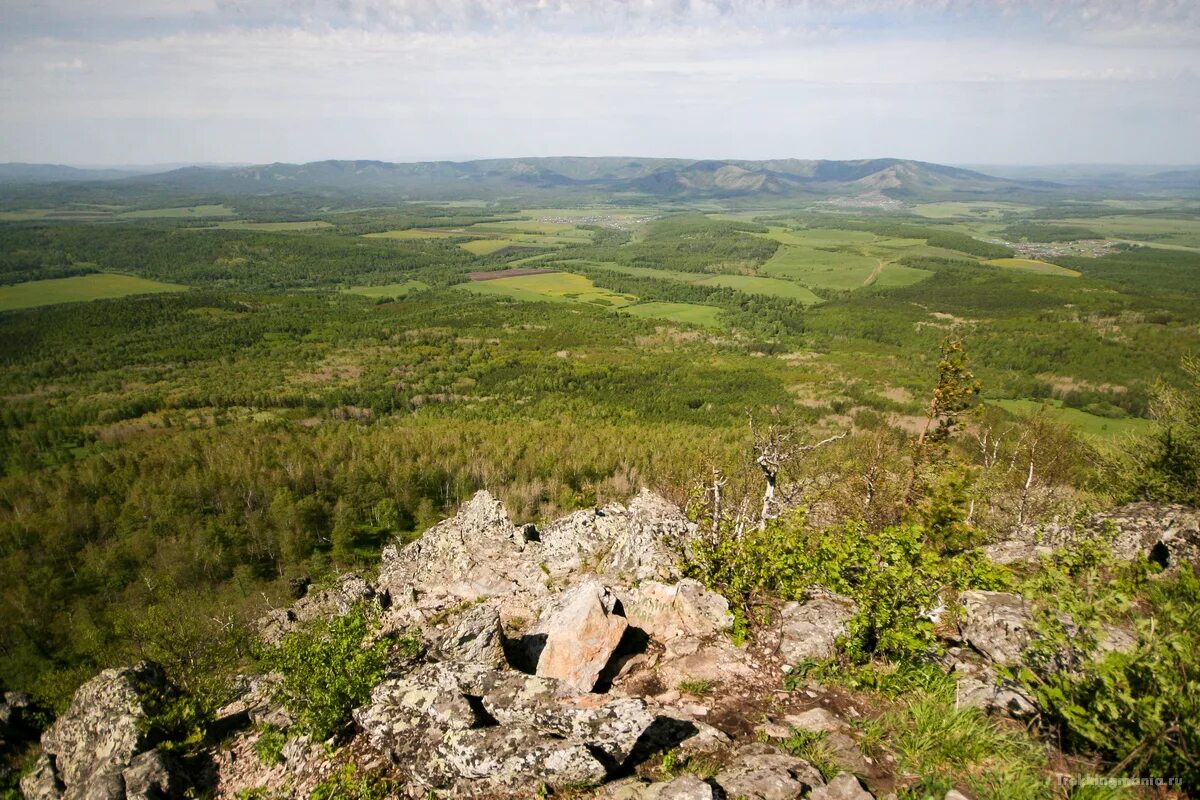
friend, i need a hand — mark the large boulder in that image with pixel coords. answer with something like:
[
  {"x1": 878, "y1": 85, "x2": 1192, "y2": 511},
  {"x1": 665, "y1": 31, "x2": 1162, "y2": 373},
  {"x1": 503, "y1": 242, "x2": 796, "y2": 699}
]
[
  {"x1": 530, "y1": 580, "x2": 629, "y2": 692},
  {"x1": 354, "y1": 662, "x2": 660, "y2": 792},
  {"x1": 712, "y1": 743, "x2": 825, "y2": 800},
  {"x1": 617, "y1": 580, "x2": 733, "y2": 642},
  {"x1": 429, "y1": 602, "x2": 507, "y2": 667},
  {"x1": 600, "y1": 774, "x2": 717, "y2": 799},
  {"x1": 958, "y1": 591, "x2": 1032, "y2": 665},
  {"x1": 377, "y1": 491, "x2": 549, "y2": 624},
  {"x1": 779, "y1": 589, "x2": 857, "y2": 664},
  {"x1": 21, "y1": 661, "x2": 181, "y2": 800}
]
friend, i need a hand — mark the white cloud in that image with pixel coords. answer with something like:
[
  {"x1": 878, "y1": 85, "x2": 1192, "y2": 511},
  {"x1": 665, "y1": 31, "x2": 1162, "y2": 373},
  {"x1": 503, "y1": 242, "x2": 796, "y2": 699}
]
[{"x1": 0, "y1": 0, "x2": 1196, "y2": 163}]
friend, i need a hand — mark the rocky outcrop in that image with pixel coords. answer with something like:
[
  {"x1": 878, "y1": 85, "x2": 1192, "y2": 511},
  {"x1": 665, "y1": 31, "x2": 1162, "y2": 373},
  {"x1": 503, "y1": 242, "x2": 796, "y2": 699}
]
[
  {"x1": 779, "y1": 589, "x2": 857, "y2": 664},
  {"x1": 528, "y1": 580, "x2": 629, "y2": 692},
  {"x1": 256, "y1": 572, "x2": 377, "y2": 647},
  {"x1": 958, "y1": 590, "x2": 1033, "y2": 665},
  {"x1": 21, "y1": 661, "x2": 182, "y2": 800},
  {"x1": 377, "y1": 491, "x2": 550, "y2": 625},
  {"x1": 617, "y1": 579, "x2": 733, "y2": 643},
  {"x1": 600, "y1": 774, "x2": 717, "y2": 799},
  {"x1": 712, "y1": 743, "x2": 825, "y2": 800},
  {"x1": 354, "y1": 661, "x2": 661, "y2": 792},
  {"x1": 428, "y1": 601, "x2": 507, "y2": 667},
  {"x1": 538, "y1": 490, "x2": 695, "y2": 583},
  {"x1": 985, "y1": 503, "x2": 1200, "y2": 570}
]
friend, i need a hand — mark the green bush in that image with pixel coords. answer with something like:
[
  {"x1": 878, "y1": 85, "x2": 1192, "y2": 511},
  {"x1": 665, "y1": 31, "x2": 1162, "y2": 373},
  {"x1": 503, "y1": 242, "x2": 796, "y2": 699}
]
[
  {"x1": 687, "y1": 514, "x2": 1013, "y2": 662},
  {"x1": 1013, "y1": 566, "x2": 1200, "y2": 786},
  {"x1": 260, "y1": 604, "x2": 390, "y2": 742},
  {"x1": 254, "y1": 725, "x2": 288, "y2": 766},
  {"x1": 308, "y1": 764, "x2": 396, "y2": 800}
]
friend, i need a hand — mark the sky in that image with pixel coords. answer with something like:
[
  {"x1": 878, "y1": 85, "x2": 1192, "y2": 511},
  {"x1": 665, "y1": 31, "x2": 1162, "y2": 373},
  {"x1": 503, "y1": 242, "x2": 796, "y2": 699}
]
[{"x1": 1, "y1": 0, "x2": 1198, "y2": 166}]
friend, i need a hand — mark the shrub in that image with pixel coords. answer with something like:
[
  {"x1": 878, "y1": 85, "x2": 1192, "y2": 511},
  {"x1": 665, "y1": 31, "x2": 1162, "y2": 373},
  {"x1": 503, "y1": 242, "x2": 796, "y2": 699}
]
[
  {"x1": 259, "y1": 604, "x2": 390, "y2": 741},
  {"x1": 254, "y1": 725, "x2": 287, "y2": 766},
  {"x1": 309, "y1": 765, "x2": 396, "y2": 800},
  {"x1": 688, "y1": 515, "x2": 1013, "y2": 662},
  {"x1": 1013, "y1": 566, "x2": 1200, "y2": 786}
]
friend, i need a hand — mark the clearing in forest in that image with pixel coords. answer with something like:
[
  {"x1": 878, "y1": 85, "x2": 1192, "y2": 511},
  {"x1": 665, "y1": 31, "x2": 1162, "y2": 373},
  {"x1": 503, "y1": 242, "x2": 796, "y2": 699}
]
[
  {"x1": 622, "y1": 301, "x2": 724, "y2": 328},
  {"x1": 461, "y1": 271, "x2": 634, "y2": 307},
  {"x1": 0, "y1": 274, "x2": 187, "y2": 311},
  {"x1": 343, "y1": 281, "x2": 430, "y2": 299},
  {"x1": 983, "y1": 258, "x2": 1081, "y2": 277}
]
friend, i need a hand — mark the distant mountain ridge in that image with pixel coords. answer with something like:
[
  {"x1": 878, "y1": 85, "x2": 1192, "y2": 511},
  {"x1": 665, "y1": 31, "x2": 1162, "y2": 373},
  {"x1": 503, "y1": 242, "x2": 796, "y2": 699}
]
[{"x1": 0, "y1": 156, "x2": 1108, "y2": 200}]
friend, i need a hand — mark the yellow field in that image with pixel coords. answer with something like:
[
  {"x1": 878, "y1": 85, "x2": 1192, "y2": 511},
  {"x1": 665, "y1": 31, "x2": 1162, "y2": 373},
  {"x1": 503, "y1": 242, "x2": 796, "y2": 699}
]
[
  {"x1": 364, "y1": 229, "x2": 465, "y2": 240},
  {"x1": 984, "y1": 258, "x2": 1081, "y2": 277},
  {"x1": 459, "y1": 239, "x2": 521, "y2": 255}
]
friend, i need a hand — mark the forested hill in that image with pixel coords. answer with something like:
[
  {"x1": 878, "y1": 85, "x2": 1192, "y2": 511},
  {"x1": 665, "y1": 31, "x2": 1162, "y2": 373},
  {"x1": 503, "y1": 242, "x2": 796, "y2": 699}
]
[{"x1": 2, "y1": 157, "x2": 1040, "y2": 201}]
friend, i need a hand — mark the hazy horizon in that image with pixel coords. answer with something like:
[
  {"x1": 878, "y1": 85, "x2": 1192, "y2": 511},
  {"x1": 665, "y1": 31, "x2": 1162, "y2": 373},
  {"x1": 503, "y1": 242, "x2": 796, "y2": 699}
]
[{"x1": 3, "y1": 1, "x2": 1199, "y2": 167}]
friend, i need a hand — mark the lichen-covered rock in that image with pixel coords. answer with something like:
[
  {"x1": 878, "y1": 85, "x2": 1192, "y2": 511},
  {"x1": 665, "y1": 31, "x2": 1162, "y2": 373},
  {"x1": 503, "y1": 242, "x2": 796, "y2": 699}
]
[
  {"x1": 958, "y1": 590, "x2": 1033, "y2": 665},
  {"x1": 121, "y1": 749, "x2": 181, "y2": 800},
  {"x1": 256, "y1": 572, "x2": 377, "y2": 647},
  {"x1": 987, "y1": 503, "x2": 1200, "y2": 570},
  {"x1": 437, "y1": 726, "x2": 608, "y2": 786},
  {"x1": 538, "y1": 489, "x2": 695, "y2": 583},
  {"x1": 618, "y1": 579, "x2": 733, "y2": 642},
  {"x1": 22, "y1": 662, "x2": 170, "y2": 800},
  {"x1": 713, "y1": 743, "x2": 825, "y2": 800},
  {"x1": 810, "y1": 772, "x2": 874, "y2": 800},
  {"x1": 430, "y1": 602, "x2": 507, "y2": 667},
  {"x1": 779, "y1": 589, "x2": 857, "y2": 664},
  {"x1": 532, "y1": 580, "x2": 628, "y2": 692},
  {"x1": 599, "y1": 774, "x2": 717, "y2": 799},
  {"x1": 377, "y1": 491, "x2": 549, "y2": 624},
  {"x1": 354, "y1": 662, "x2": 659, "y2": 792},
  {"x1": 19, "y1": 754, "x2": 62, "y2": 800}
]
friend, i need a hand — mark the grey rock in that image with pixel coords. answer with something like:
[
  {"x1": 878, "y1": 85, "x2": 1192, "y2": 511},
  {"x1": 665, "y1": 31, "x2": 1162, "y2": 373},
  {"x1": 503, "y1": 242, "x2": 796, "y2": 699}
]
[
  {"x1": 532, "y1": 580, "x2": 628, "y2": 692},
  {"x1": 944, "y1": 791, "x2": 971, "y2": 800},
  {"x1": 617, "y1": 579, "x2": 733, "y2": 642},
  {"x1": 953, "y1": 662, "x2": 1036, "y2": 718},
  {"x1": 538, "y1": 489, "x2": 695, "y2": 583},
  {"x1": 991, "y1": 503, "x2": 1200, "y2": 571},
  {"x1": 19, "y1": 754, "x2": 62, "y2": 800},
  {"x1": 783, "y1": 707, "x2": 845, "y2": 734},
  {"x1": 354, "y1": 662, "x2": 659, "y2": 791},
  {"x1": 256, "y1": 572, "x2": 376, "y2": 647},
  {"x1": 599, "y1": 774, "x2": 717, "y2": 800},
  {"x1": 25, "y1": 662, "x2": 168, "y2": 800},
  {"x1": 122, "y1": 750, "x2": 180, "y2": 800},
  {"x1": 430, "y1": 602, "x2": 506, "y2": 667},
  {"x1": 958, "y1": 591, "x2": 1032, "y2": 665},
  {"x1": 779, "y1": 590, "x2": 857, "y2": 664},
  {"x1": 438, "y1": 725, "x2": 607, "y2": 786},
  {"x1": 811, "y1": 772, "x2": 874, "y2": 800},
  {"x1": 713, "y1": 744, "x2": 825, "y2": 800},
  {"x1": 377, "y1": 491, "x2": 550, "y2": 623}
]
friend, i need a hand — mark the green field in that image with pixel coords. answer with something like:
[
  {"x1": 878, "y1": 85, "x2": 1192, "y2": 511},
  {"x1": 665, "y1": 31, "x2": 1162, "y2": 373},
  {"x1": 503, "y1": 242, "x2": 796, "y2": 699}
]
[
  {"x1": 460, "y1": 239, "x2": 520, "y2": 255},
  {"x1": 0, "y1": 274, "x2": 187, "y2": 311},
  {"x1": 984, "y1": 258, "x2": 1081, "y2": 277},
  {"x1": 622, "y1": 301, "x2": 723, "y2": 328},
  {"x1": 342, "y1": 281, "x2": 430, "y2": 299},
  {"x1": 462, "y1": 272, "x2": 634, "y2": 307},
  {"x1": 991, "y1": 398, "x2": 1154, "y2": 439},
  {"x1": 118, "y1": 204, "x2": 236, "y2": 219},
  {"x1": 364, "y1": 228, "x2": 465, "y2": 239},
  {"x1": 209, "y1": 220, "x2": 332, "y2": 232},
  {"x1": 696, "y1": 274, "x2": 823, "y2": 304},
  {"x1": 911, "y1": 201, "x2": 1038, "y2": 219},
  {"x1": 762, "y1": 245, "x2": 880, "y2": 289}
]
